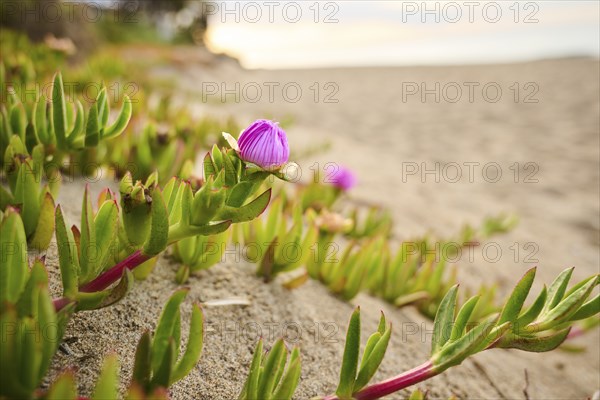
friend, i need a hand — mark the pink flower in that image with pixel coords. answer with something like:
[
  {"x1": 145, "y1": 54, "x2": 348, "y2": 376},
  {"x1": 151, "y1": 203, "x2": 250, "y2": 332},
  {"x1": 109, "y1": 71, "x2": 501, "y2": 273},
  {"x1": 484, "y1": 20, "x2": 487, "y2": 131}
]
[
  {"x1": 237, "y1": 119, "x2": 289, "y2": 170},
  {"x1": 327, "y1": 165, "x2": 356, "y2": 191}
]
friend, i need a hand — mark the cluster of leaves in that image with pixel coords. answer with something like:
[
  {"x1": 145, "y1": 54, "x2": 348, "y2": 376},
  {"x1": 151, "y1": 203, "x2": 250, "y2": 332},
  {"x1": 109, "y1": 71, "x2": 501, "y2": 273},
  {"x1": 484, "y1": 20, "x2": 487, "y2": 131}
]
[
  {"x1": 171, "y1": 228, "x2": 230, "y2": 284},
  {"x1": 428, "y1": 267, "x2": 599, "y2": 374},
  {"x1": 307, "y1": 235, "x2": 387, "y2": 301},
  {"x1": 34, "y1": 289, "x2": 203, "y2": 400},
  {"x1": 366, "y1": 247, "x2": 458, "y2": 318},
  {"x1": 0, "y1": 71, "x2": 131, "y2": 254},
  {"x1": 0, "y1": 210, "x2": 73, "y2": 398},
  {"x1": 334, "y1": 310, "x2": 392, "y2": 399},
  {"x1": 231, "y1": 196, "x2": 318, "y2": 282},
  {"x1": 0, "y1": 31, "x2": 66, "y2": 88},
  {"x1": 51, "y1": 142, "x2": 277, "y2": 310},
  {"x1": 312, "y1": 267, "x2": 599, "y2": 400},
  {"x1": 0, "y1": 207, "x2": 168, "y2": 399},
  {"x1": 131, "y1": 289, "x2": 204, "y2": 393},
  {"x1": 1, "y1": 72, "x2": 131, "y2": 165},
  {"x1": 238, "y1": 339, "x2": 302, "y2": 400},
  {"x1": 98, "y1": 113, "x2": 238, "y2": 185},
  {"x1": 1, "y1": 136, "x2": 59, "y2": 250},
  {"x1": 54, "y1": 184, "x2": 134, "y2": 311},
  {"x1": 1, "y1": 31, "x2": 248, "y2": 185},
  {"x1": 298, "y1": 181, "x2": 341, "y2": 212},
  {"x1": 215, "y1": 181, "x2": 511, "y2": 323},
  {"x1": 344, "y1": 206, "x2": 393, "y2": 240}
]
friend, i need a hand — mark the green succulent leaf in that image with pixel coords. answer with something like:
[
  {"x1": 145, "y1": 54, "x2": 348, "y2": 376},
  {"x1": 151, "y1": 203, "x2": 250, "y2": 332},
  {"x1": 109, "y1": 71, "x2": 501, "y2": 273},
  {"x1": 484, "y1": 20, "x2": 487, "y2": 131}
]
[
  {"x1": 498, "y1": 268, "x2": 537, "y2": 325},
  {"x1": 103, "y1": 95, "x2": 133, "y2": 139},
  {"x1": 55, "y1": 205, "x2": 79, "y2": 298},
  {"x1": 66, "y1": 99, "x2": 85, "y2": 145},
  {"x1": 257, "y1": 338, "x2": 286, "y2": 400},
  {"x1": 568, "y1": 293, "x2": 600, "y2": 321},
  {"x1": 432, "y1": 317, "x2": 501, "y2": 372},
  {"x1": 172, "y1": 303, "x2": 204, "y2": 383},
  {"x1": 408, "y1": 389, "x2": 427, "y2": 400},
  {"x1": 226, "y1": 181, "x2": 255, "y2": 208},
  {"x1": 14, "y1": 161, "x2": 41, "y2": 236},
  {"x1": 19, "y1": 318, "x2": 42, "y2": 390},
  {"x1": 133, "y1": 331, "x2": 153, "y2": 392},
  {"x1": 543, "y1": 267, "x2": 574, "y2": 313},
  {"x1": 203, "y1": 152, "x2": 217, "y2": 178},
  {"x1": 498, "y1": 328, "x2": 571, "y2": 352},
  {"x1": 536, "y1": 276, "x2": 598, "y2": 329},
  {"x1": 92, "y1": 354, "x2": 119, "y2": 400},
  {"x1": 240, "y1": 339, "x2": 263, "y2": 400},
  {"x1": 51, "y1": 72, "x2": 67, "y2": 149},
  {"x1": 272, "y1": 347, "x2": 302, "y2": 400},
  {"x1": 79, "y1": 186, "x2": 97, "y2": 282},
  {"x1": 152, "y1": 339, "x2": 175, "y2": 389},
  {"x1": 33, "y1": 98, "x2": 51, "y2": 145},
  {"x1": 515, "y1": 285, "x2": 547, "y2": 329},
  {"x1": 93, "y1": 199, "x2": 119, "y2": 274},
  {"x1": 216, "y1": 189, "x2": 271, "y2": 223},
  {"x1": 431, "y1": 285, "x2": 458, "y2": 355},
  {"x1": 143, "y1": 187, "x2": 169, "y2": 256},
  {"x1": 29, "y1": 191, "x2": 55, "y2": 251},
  {"x1": 152, "y1": 289, "x2": 188, "y2": 371},
  {"x1": 75, "y1": 269, "x2": 133, "y2": 311},
  {"x1": 46, "y1": 372, "x2": 77, "y2": 400},
  {"x1": 336, "y1": 307, "x2": 361, "y2": 398},
  {"x1": 37, "y1": 285, "x2": 64, "y2": 380},
  {"x1": 449, "y1": 295, "x2": 480, "y2": 341},
  {"x1": 85, "y1": 101, "x2": 100, "y2": 147},
  {"x1": 16, "y1": 259, "x2": 47, "y2": 317},
  {"x1": 354, "y1": 320, "x2": 392, "y2": 391},
  {"x1": 0, "y1": 208, "x2": 28, "y2": 303}
]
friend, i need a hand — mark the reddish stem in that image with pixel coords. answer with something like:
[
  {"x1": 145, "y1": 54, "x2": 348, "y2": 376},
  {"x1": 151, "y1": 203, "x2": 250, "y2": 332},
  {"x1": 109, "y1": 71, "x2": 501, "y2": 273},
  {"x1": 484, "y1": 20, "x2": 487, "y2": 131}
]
[
  {"x1": 322, "y1": 361, "x2": 434, "y2": 400},
  {"x1": 53, "y1": 250, "x2": 150, "y2": 311}
]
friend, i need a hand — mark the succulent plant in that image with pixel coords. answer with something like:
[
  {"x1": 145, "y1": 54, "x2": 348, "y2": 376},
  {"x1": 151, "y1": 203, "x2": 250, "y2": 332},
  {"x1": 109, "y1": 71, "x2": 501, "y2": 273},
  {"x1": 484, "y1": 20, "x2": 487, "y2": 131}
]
[{"x1": 238, "y1": 339, "x2": 301, "y2": 400}]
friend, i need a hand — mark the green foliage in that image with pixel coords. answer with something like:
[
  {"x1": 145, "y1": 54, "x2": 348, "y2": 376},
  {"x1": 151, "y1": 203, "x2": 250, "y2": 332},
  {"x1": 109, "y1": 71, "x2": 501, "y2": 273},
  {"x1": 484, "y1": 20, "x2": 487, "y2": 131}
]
[
  {"x1": 299, "y1": 181, "x2": 339, "y2": 211},
  {"x1": 0, "y1": 207, "x2": 28, "y2": 302},
  {"x1": 233, "y1": 196, "x2": 318, "y2": 282},
  {"x1": 0, "y1": 30, "x2": 66, "y2": 86},
  {"x1": 172, "y1": 229, "x2": 230, "y2": 283},
  {"x1": 1, "y1": 72, "x2": 131, "y2": 160},
  {"x1": 321, "y1": 268, "x2": 598, "y2": 400},
  {"x1": 429, "y1": 268, "x2": 599, "y2": 373},
  {"x1": 91, "y1": 354, "x2": 120, "y2": 400},
  {"x1": 314, "y1": 236, "x2": 387, "y2": 301},
  {"x1": 0, "y1": 255, "x2": 74, "y2": 399},
  {"x1": 345, "y1": 206, "x2": 393, "y2": 240},
  {"x1": 335, "y1": 308, "x2": 392, "y2": 399},
  {"x1": 238, "y1": 339, "x2": 302, "y2": 400},
  {"x1": 54, "y1": 186, "x2": 134, "y2": 311},
  {"x1": 408, "y1": 389, "x2": 428, "y2": 400},
  {"x1": 1, "y1": 137, "x2": 58, "y2": 250},
  {"x1": 166, "y1": 145, "x2": 277, "y2": 243},
  {"x1": 131, "y1": 289, "x2": 204, "y2": 393},
  {"x1": 366, "y1": 242, "x2": 458, "y2": 318}
]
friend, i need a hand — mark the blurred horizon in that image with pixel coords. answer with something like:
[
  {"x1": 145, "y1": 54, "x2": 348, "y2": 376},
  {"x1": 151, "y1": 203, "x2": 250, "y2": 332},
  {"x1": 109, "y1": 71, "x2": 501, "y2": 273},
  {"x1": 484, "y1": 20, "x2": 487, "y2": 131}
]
[{"x1": 204, "y1": 0, "x2": 600, "y2": 69}]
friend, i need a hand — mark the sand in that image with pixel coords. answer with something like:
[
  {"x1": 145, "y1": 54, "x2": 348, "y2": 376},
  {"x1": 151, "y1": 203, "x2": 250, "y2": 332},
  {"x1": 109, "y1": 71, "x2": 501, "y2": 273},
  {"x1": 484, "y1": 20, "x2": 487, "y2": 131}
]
[{"x1": 45, "y1": 50, "x2": 599, "y2": 399}]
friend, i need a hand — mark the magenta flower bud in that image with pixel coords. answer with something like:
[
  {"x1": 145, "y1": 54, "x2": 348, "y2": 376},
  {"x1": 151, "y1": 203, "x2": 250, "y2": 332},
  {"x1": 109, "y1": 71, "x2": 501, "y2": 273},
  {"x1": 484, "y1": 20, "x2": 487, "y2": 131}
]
[
  {"x1": 327, "y1": 165, "x2": 357, "y2": 191},
  {"x1": 238, "y1": 119, "x2": 290, "y2": 170}
]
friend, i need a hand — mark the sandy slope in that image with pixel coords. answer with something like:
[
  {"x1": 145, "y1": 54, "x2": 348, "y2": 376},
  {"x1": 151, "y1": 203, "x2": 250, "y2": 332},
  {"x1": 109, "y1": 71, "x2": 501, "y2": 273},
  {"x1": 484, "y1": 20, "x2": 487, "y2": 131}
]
[{"x1": 46, "y1": 52, "x2": 599, "y2": 399}]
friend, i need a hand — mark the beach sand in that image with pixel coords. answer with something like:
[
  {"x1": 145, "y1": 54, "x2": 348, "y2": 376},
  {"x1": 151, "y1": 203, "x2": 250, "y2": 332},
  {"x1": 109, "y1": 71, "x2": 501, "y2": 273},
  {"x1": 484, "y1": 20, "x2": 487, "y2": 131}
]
[{"x1": 46, "y1": 51, "x2": 599, "y2": 399}]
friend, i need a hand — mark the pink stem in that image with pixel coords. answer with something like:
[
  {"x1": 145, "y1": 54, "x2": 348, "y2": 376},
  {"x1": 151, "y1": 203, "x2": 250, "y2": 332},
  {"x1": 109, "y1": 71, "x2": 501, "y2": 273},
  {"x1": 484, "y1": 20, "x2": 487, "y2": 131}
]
[
  {"x1": 322, "y1": 361, "x2": 434, "y2": 400},
  {"x1": 53, "y1": 250, "x2": 150, "y2": 311}
]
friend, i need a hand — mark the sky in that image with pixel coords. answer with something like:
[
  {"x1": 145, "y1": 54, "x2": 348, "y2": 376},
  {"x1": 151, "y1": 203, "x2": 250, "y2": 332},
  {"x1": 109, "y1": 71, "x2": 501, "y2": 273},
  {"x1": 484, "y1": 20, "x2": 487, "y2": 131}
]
[{"x1": 204, "y1": 1, "x2": 600, "y2": 69}]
